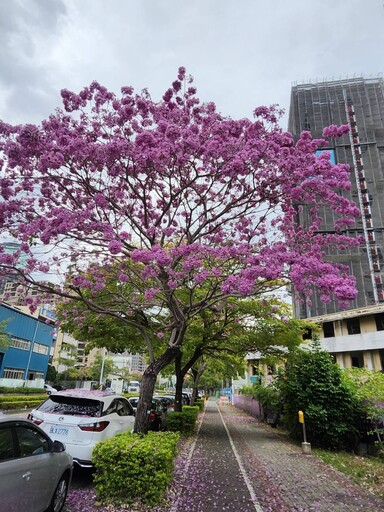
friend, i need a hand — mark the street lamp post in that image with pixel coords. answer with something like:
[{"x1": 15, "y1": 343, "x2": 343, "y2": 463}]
[{"x1": 24, "y1": 320, "x2": 40, "y2": 386}]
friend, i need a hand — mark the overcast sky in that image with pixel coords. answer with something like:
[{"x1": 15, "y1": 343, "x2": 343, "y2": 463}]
[{"x1": 1, "y1": 0, "x2": 383, "y2": 130}]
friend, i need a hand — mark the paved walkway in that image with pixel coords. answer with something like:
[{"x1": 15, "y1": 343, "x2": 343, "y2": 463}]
[{"x1": 171, "y1": 399, "x2": 384, "y2": 512}]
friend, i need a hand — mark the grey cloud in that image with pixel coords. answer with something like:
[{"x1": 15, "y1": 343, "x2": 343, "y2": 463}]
[{"x1": 0, "y1": 0, "x2": 67, "y2": 123}]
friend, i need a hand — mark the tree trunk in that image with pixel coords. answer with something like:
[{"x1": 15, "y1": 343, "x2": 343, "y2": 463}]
[
  {"x1": 134, "y1": 346, "x2": 180, "y2": 433},
  {"x1": 174, "y1": 346, "x2": 204, "y2": 412},
  {"x1": 174, "y1": 352, "x2": 184, "y2": 413},
  {"x1": 190, "y1": 357, "x2": 206, "y2": 405},
  {"x1": 190, "y1": 367, "x2": 200, "y2": 405}
]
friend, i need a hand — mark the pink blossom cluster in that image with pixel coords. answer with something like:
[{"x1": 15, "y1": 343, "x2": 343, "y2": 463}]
[{"x1": 0, "y1": 67, "x2": 361, "y2": 321}]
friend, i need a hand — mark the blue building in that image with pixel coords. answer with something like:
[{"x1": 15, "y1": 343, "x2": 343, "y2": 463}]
[{"x1": 0, "y1": 303, "x2": 55, "y2": 388}]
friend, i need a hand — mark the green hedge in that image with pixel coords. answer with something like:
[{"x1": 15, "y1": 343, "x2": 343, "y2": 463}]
[
  {"x1": 0, "y1": 393, "x2": 46, "y2": 410},
  {"x1": 0, "y1": 394, "x2": 46, "y2": 404},
  {"x1": 193, "y1": 398, "x2": 205, "y2": 410},
  {"x1": 93, "y1": 431, "x2": 179, "y2": 506},
  {"x1": 167, "y1": 406, "x2": 199, "y2": 434},
  {"x1": 0, "y1": 386, "x2": 46, "y2": 395},
  {"x1": 0, "y1": 399, "x2": 44, "y2": 410}
]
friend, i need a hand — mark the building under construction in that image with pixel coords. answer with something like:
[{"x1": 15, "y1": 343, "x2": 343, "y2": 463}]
[{"x1": 288, "y1": 76, "x2": 384, "y2": 319}]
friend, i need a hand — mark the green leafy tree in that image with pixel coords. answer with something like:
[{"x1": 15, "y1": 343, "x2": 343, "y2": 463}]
[
  {"x1": 0, "y1": 319, "x2": 12, "y2": 350},
  {"x1": 46, "y1": 364, "x2": 57, "y2": 383},
  {"x1": 55, "y1": 269, "x2": 157, "y2": 358},
  {"x1": 89, "y1": 354, "x2": 117, "y2": 383},
  {"x1": 171, "y1": 296, "x2": 311, "y2": 410},
  {"x1": 278, "y1": 342, "x2": 362, "y2": 450},
  {"x1": 343, "y1": 368, "x2": 384, "y2": 453},
  {"x1": 197, "y1": 355, "x2": 245, "y2": 392},
  {"x1": 55, "y1": 341, "x2": 78, "y2": 376}
]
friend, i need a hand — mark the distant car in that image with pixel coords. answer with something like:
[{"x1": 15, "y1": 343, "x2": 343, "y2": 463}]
[
  {"x1": 0, "y1": 417, "x2": 73, "y2": 512},
  {"x1": 128, "y1": 396, "x2": 167, "y2": 431},
  {"x1": 44, "y1": 384, "x2": 58, "y2": 395},
  {"x1": 127, "y1": 381, "x2": 141, "y2": 393},
  {"x1": 28, "y1": 389, "x2": 135, "y2": 468}
]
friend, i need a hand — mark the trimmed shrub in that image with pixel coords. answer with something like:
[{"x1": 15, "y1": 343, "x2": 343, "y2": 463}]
[
  {"x1": 0, "y1": 394, "x2": 46, "y2": 410},
  {"x1": 166, "y1": 412, "x2": 185, "y2": 433},
  {"x1": 193, "y1": 398, "x2": 205, "y2": 410},
  {"x1": 0, "y1": 394, "x2": 46, "y2": 404},
  {"x1": 278, "y1": 344, "x2": 362, "y2": 450},
  {"x1": 0, "y1": 399, "x2": 44, "y2": 410},
  {"x1": 253, "y1": 382, "x2": 282, "y2": 424},
  {"x1": 182, "y1": 405, "x2": 199, "y2": 416},
  {"x1": 0, "y1": 386, "x2": 46, "y2": 395},
  {"x1": 167, "y1": 406, "x2": 199, "y2": 434},
  {"x1": 93, "y1": 431, "x2": 179, "y2": 506}
]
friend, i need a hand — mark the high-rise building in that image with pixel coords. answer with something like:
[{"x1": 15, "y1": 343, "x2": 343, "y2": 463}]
[{"x1": 288, "y1": 76, "x2": 384, "y2": 318}]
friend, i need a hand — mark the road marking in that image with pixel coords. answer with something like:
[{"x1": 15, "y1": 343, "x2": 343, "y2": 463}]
[{"x1": 217, "y1": 403, "x2": 264, "y2": 512}]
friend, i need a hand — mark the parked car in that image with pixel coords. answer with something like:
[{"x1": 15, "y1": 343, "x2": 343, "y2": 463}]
[
  {"x1": 127, "y1": 396, "x2": 140, "y2": 412},
  {"x1": 44, "y1": 384, "x2": 58, "y2": 395},
  {"x1": 181, "y1": 391, "x2": 191, "y2": 405},
  {"x1": 0, "y1": 417, "x2": 73, "y2": 512},
  {"x1": 28, "y1": 389, "x2": 135, "y2": 468},
  {"x1": 128, "y1": 396, "x2": 168, "y2": 431},
  {"x1": 155, "y1": 395, "x2": 175, "y2": 412}
]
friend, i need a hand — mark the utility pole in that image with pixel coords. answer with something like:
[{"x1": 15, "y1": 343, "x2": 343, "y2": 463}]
[{"x1": 99, "y1": 348, "x2": 107, "y2": 388}]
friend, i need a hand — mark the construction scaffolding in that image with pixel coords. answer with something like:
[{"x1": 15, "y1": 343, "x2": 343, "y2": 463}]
[{"x1": 288, "y1": 77, "x2": 384, "y2": 318}]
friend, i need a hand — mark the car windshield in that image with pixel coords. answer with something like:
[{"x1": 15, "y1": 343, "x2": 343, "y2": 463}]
[{"x1": 36, "y1": 396, "x2": 103, "y2": 417}]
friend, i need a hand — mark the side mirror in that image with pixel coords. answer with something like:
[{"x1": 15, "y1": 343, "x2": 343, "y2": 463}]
[{"x1": 53, "y1": 440, "x2": 66, "y2": 453}]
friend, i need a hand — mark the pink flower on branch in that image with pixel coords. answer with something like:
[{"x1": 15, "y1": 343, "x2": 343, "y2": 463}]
[{"x1": 0, "y1": 68, "x2": 361, "y2": 318}]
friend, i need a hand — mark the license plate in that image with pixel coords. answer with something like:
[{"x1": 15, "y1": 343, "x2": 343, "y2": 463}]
[{"x1": 49, "y1": 425, "x2": 69, "y2": 436}]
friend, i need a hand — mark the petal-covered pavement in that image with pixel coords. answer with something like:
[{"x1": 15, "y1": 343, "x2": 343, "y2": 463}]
[
  {"x1": 168, "y1": 400, "x2": 384, "y2": 512},
  {"x1": 65, "y1": 399, "x2": 384, "y2": 512}
]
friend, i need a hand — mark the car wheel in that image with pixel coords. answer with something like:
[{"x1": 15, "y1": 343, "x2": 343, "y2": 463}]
[{"x1": 46, "y1": 474, "x2": 69, "y2": 512}]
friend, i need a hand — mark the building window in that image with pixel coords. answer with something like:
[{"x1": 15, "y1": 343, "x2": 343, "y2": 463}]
[
  {"x1": 3, "y1": 368, "x2": 24, "y2": 379},
  {"x1": 32, "y1": 343, "x2": 49, "y2": 356},
  {"x1": 26, "y1": 370, "x2": 44, "y2": 381},
  {"x1": 346, "y1": 318, "x2": 361, "y2": 335},
  {"x1": 375, "y1": 313, "x2": 384, "y2": 331},
  {"x1": 350, "y1": 352, "x2": 364, "y2": 368},
  {"x1": 302, "y1": 328, "x2": 313, "y2": 340},
  {"x1": 323, "y1": 322, "x2": 335, "y2": 338},
  {"x1": 11, "y1": 337, "x2": 31, "y2": 351}
]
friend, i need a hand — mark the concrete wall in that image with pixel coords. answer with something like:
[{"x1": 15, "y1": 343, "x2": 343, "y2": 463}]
[{"x1": 233, "y1": 394, "x2": 262, "y2": 419}]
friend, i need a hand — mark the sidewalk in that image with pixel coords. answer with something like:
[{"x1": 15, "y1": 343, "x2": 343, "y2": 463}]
[{"x1": 171, "y1": 399, "x2": 384, "y2": 512}]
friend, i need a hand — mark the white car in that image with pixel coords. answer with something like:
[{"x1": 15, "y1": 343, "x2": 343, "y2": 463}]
[
  {"x1": 127, "y1": 381, "x2": 141, "y2": 393},
  {"x1": 44, "y1": 384, "x2": 58, "y2": 395},
  {"x1": 28, "y1": 389, "x2": 135, "y2": 468}
]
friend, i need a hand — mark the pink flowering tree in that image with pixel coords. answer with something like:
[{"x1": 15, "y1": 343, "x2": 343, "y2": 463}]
[{"x1": 0, "y1": 68, "x2": 360, "y2": 432}]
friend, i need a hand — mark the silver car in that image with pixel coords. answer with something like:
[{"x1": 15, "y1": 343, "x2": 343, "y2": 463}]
[{"x1": 0, "y1": 417, "x2": 73, "y2": 512}]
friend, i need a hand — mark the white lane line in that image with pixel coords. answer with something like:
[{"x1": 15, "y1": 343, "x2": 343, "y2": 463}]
[
  {"x1": 169, "y1": 406, "x2": 206, "y2": 512},
  {"x1": 217, "y1": 403, "x2": 264, "y2": 512}
]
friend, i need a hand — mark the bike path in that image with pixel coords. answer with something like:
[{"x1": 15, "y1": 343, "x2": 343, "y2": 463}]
[{"x1": 171, "y1": 399, "x2": 384, "y2": 512}]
